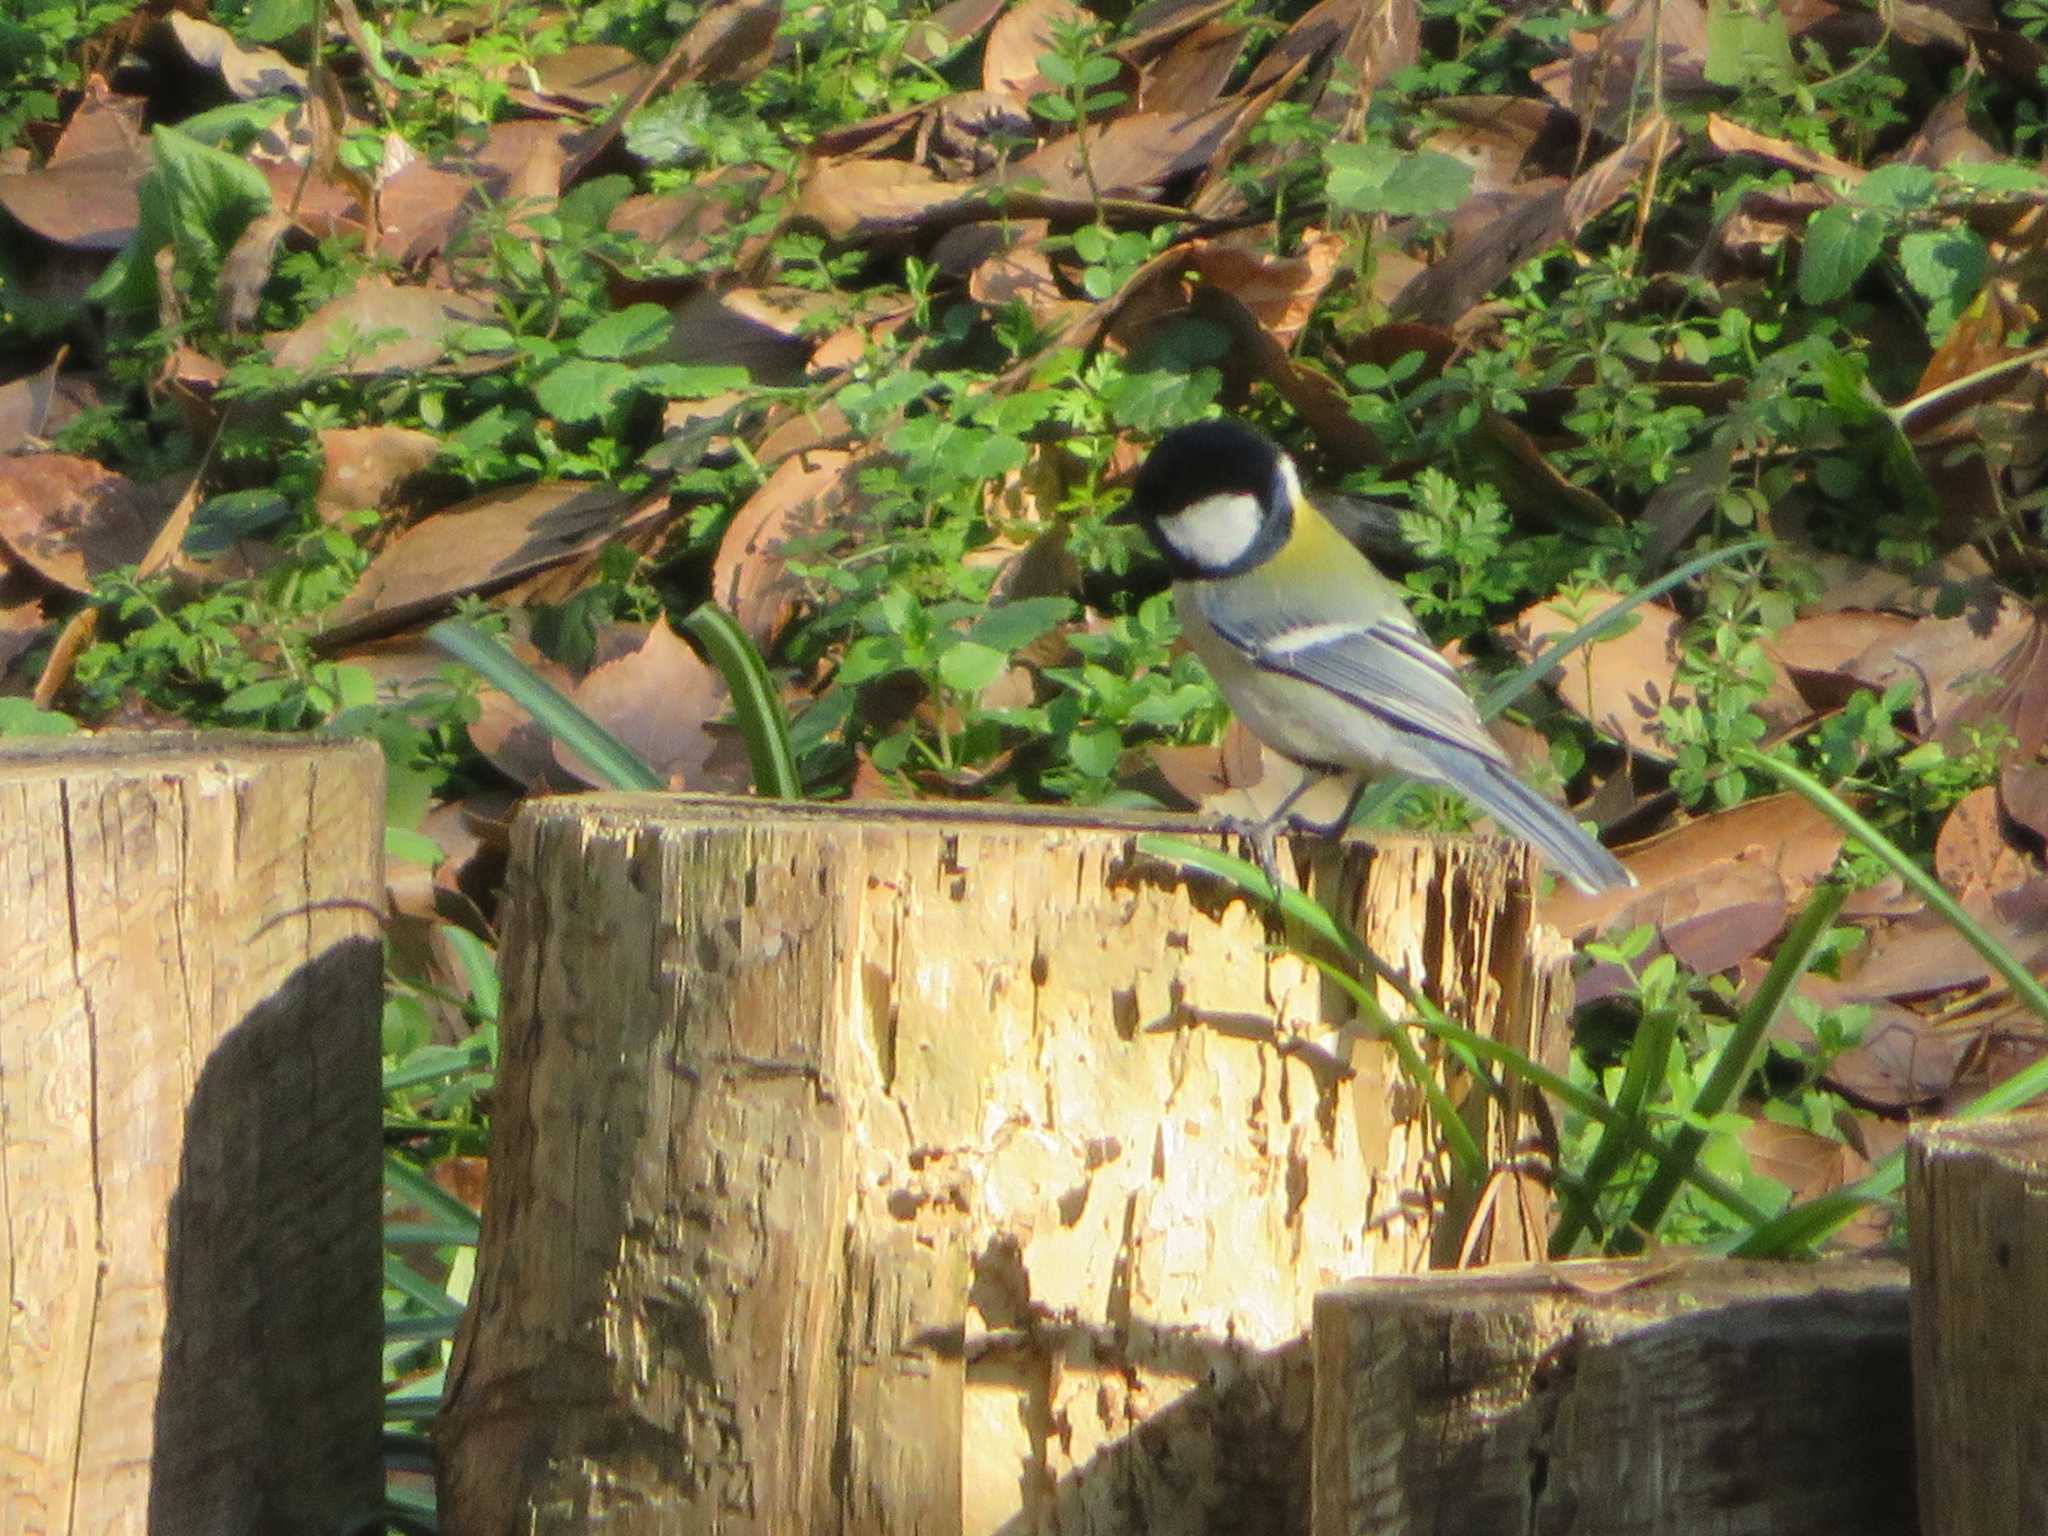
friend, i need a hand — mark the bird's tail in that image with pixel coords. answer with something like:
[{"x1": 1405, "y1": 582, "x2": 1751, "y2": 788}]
[{"x1": 1435, "y1": 750, "x2": 1634, "y2": 895}]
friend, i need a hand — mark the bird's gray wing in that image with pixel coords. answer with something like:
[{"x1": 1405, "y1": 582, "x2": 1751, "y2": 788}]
[
  {"x1": 1203, "y1": 602, "x2": 1633, "y2": 893},
  {"x1": 1204, "y1": 604, "x2": 1511, "y2": 766}
]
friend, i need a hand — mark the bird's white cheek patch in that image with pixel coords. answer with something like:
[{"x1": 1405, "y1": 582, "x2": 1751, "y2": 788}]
[{"x1": 1157, "y1": 493, "x2": 1263, "y2": 569}]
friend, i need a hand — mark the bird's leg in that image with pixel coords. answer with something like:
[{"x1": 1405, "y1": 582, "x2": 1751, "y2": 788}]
[
  {"x1": 1290, "y1": 775, "x2": 1372, "y2": 841},
  {"x1": 1210, "y1": 772, "x2": 1322, "y2": 899}
]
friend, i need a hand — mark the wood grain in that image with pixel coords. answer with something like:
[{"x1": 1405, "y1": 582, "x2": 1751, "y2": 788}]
[
  {"x1": 0, "y1": 733, "x2": 385, "y2": 1535},
  {"x1": 440, "y1": 795, "x2": 1571, "y2": 1535}
]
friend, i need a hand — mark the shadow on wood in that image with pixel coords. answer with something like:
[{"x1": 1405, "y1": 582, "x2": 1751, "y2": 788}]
[
  {"x1": 438, "y1": 795, "x2": 1572, "y2": 1535},
  {"x1": 1313, "y1": 1260, "x2": 1914, "y2": 1536},
  {"x1": 0, "y1": 734, "x2": 385, "y2": 1535}
]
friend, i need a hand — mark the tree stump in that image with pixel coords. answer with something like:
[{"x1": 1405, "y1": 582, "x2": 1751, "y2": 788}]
[
  {"x1": 0, "y1": 733, "x2": 385, "y2": 1536},
  {"x1": 1908, "y1": 1111, "x2": 2048, "y2": 1536},
  {"x1": 1312, "y1": 1258, "x2": 1914, "y2": 1536},
  {"x1": 439, "y1": 796, "x2": 1573, "y2": 1536}
]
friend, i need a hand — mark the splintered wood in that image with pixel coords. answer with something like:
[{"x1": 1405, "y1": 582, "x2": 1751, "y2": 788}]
[
  {"x1": 1312, "y1": 1259, "x2": 1914, "y2": 1536},
  {"x1": 0, "y1": 733, "x2": 385, "y2": 1536},
  {"x1": 1908, "y1": 1112, "x2": 2048, "y2": 1536},
  {"x1": 439, "y1": 797, "x2": 1571, "y2": 1536}
]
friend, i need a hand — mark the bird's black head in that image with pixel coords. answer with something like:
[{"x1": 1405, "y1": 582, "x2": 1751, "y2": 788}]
[{"x1": 1122, "y1": 418, "x2": 1293, "y2": 579}]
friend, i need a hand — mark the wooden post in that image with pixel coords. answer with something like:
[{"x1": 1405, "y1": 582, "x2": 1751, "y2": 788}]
[
  {"x1": 438, "y1": 796, "x2": 1572, "y2": 1536},
  {"x1": 0, "y1": 733, "x2": 385, "y2": 1535},
  {"x1": 1909, "y1": 1111, "x2": 2048, "y2": 1536},
  {"x1": 1312, "y1": 1258, "x2": 1914, "y2": 1536}
]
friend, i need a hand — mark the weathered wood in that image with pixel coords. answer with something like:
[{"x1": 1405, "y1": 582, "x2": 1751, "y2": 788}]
[
  {"x1": 1313, "y1": 1258, "x2": 1914, "y2": 1536},
  {"x1": 1908, "y1": 1111, "x2": 2048, "y2": 1536},
  {"x1": 0, "y1": 733, "x2": 385, "y2": 1536},
  {"x1": 439, "y1": 796, "x2": 1573, "y2": 1536}
]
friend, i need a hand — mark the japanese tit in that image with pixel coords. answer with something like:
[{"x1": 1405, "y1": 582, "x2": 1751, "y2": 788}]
[{"x1": 1125, "y1": 418, "x2": 1632, "y2": 895}]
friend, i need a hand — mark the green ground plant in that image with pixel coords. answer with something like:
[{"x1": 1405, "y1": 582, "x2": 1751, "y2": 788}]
[{"x1": 8, "y1": 0, "x2": 2048, "y2": 1521}]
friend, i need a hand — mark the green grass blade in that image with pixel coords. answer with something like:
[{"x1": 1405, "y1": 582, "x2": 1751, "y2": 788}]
[
  {"x1": 427, "y1": 618, "x2": 662, "y2": 791},
  {"x1": 1735, "y1": 750, "x2": 2048, "y2": 1025},
  {"x1": 385, "y1": 1153, "x2": 482, "y2": 1244},
  {"x1": 680, "y1": 602, "x2": 802, "y2": 798},
  {"x1": 1307, "y1": 955, "x2": 1773, "y2": 1229},
  {"x1": 384, "y1": 1254, "x2": 465, "y2": 1316},
  {"x1": 1616, "y1": 879, "x2": 1849, "y2": 1251},
  {"x1": 1547, "y1": 996, "x2": 1678, "y2": 1256}
]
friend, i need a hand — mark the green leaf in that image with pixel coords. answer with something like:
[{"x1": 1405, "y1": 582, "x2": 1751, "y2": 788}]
[
  {"x1": 1797, "y1": 204, "x2": 1885, "y2": 305},
  {"x1": 1325, "y1": 142, "x2": 1472, "y2": 217},
  {"x1": 1899, "y1": 228, "x2": 1987, "y2": 340},
  {"x1": 635, "y1": 363, "x2": 751, "y2": 398},
  {"x1": 534, "y1": 358, "x2": 640, "y2": 423},
  {"x1": 0, "y1": 698, "x2": 78, "y2": 736},
  {"x1": 89, "y1": 125, "x2": 274, "y2": 316},
  {"x1": 385, "y1": 826, "x2": 445, "y2": 867},
  {"x1": 938, "y1": 639, "x2": 1007, "y2": 694},
  {"x1": 242, "y1": 0, "x2": 314, "y2": 43},
  {"x1": 1857, "y1": 162, "x2": 1937, "y2": 212},
  {"x1": 1067, "y1": 725, "x2": 1121, "y2": 778},
  {"x1": 575, "y1": 303, "x2": 674, "y2": 360},
  {"x1": 185, "y1": 488, "x2": 294, "y2": 555},
  {"x1": 441, "y1": 924, "x2": 501, "y2": 1023},
  {"x1": 967, "y1": 596, "x2": 1074, "y2": 652},
  {"x1": 1704, "y1": 0, "x2": 1795, "y2": 87}
]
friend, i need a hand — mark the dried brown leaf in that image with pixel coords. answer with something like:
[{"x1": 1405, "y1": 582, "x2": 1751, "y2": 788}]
[
  {"x1": 1184, "y1": 229, "x2": 1344, "y2": 350},
  {"x1": 1705, "y1": 113, "x2": 1860, "y2": 183},
  {"x1": 268, "y1": 279, "x2": 508, "y2": 378},
  {"x1": 1137, "y1": 21, "x2": 1244, "y2": 110},
  {"x1": 1935, "y1": 784, "x2": 2037, "y2": 901},
  {"x1": 711, "y1": 448, "x2": 853, "y2": 649},
  {"x1": 523, "y1": 44, "x2": 652, "y2": 110},
  {"x1": 316, "y1": 426, "x2": 443, "y2": 523},
  {"x1": 1391, "y1": 180, "x2": 1567, "y2": 328},
  {"x1": 0, "y1": 149, "x2": 147, "y2": 252},
  {"x1": 320, "y1": 482, "x2": 673, "y2": 645},
  {"x1": 217, "y1": 210, "x2": 295, "y2": 333},
  {"x1": 49, "y1": 76, "x2": 145, "y2": 165},
  {"x1": 1423, "y1": 96, "x2": 1580, "y2": 195},
  {"x1": 1004, "y1": 99, "x2": 1240, "y2": 202},
  {"x1": 0, "y1": 453, "x2": 166, "y2": 594},
  {"x1": 908, "y1": 0, "x2": 1008, "y2": 59},
  {"x1": 554, "y1": 620, "x2": 750, "y2": 790},
  {"x1": 165, "y1": 12, "x2": 308, "y2": 99},
  {"x1": 794, "y1": 156, "x2": 980, "y2": 242},
  {"x1": 1541, "y1": 792, "x2": 1844, "y2": 939},
  {"x1": 984, "y1": 0, "x2": 1090, "y2": 97},
  {"x1": 663, "y1": 285, "x2": 831, "y2": 381},
  {"x1": 2001, "y1": 760, "x2": 2048, "y2": 843},
  {"x1": 0, "y1": 353, "x2": 64, "y2": 453}
]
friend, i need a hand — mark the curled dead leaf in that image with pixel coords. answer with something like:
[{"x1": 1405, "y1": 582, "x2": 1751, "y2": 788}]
[
  {"x1": 794, "y1": 156, "x2": 980, "y2": 242},
  {"x1": 711, "y1": 448, "x2": 853, "y2": 649},
  {"x1": 553, "y1": 620, "x2": 751, "y2": 791},
  {"x1": 319, "y1": 482, "x2": 675, "y2": 647}
]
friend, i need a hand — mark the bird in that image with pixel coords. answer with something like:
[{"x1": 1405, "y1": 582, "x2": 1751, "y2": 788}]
[{"x1": 1122, "y1": 417, "x2": 1633, "y2": 895}]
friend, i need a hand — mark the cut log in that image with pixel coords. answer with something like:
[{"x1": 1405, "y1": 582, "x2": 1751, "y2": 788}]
[
  {"x1": 1313, "y1": 1258, "x2": 1914, "y2": 1536},
  {"x1": 439, "y1": 796, "x2": 1572, "y2": 1536},
  {"x1": 1908, "y1": 1111, "x2": 2048, "y2": 1536},
  {"x1": 0, "y1": 732, "x2": 385, "y2": 1535}
]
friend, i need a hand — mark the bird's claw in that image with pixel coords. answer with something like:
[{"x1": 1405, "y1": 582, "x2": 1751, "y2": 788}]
[{"x1": 1210, "y1": 813, "x2": 1291, "y2": 900}]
